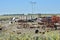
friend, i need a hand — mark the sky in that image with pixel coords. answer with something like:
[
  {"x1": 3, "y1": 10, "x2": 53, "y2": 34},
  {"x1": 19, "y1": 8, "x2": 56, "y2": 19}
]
[{"x1": 0, "y1": 0, "x2": 60, "y2": 15}]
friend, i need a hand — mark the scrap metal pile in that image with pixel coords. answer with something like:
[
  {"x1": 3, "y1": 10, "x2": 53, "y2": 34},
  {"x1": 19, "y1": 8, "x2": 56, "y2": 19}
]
[{"x1": 16, "y1": 15, "x2": 60, "y2": 30}]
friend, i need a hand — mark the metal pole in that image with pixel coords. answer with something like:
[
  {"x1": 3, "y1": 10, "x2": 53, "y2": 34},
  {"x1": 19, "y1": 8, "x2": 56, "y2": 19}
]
[{"x1": 30, "y1": 1, "x2": 36, "y2": 14}]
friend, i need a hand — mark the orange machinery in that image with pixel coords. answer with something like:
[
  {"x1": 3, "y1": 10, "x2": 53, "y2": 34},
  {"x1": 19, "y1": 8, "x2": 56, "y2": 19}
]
[{"x1": 51, "y1": 16, "x2": 60, "y2": 23}]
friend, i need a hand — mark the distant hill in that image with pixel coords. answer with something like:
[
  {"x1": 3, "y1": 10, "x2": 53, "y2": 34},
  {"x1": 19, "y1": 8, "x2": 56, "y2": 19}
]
[
  {"x1": 1, "y1": 14, "x2": 60, "y2": 16},
  {"x1": 2, "y1": 14, "x2": 24, "y2": 16}
]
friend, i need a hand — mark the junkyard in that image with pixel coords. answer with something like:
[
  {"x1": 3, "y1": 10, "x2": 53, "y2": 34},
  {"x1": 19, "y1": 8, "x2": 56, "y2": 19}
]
[{"x1": 0, "y1": 14, "x2": 60, "y2": 40}]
